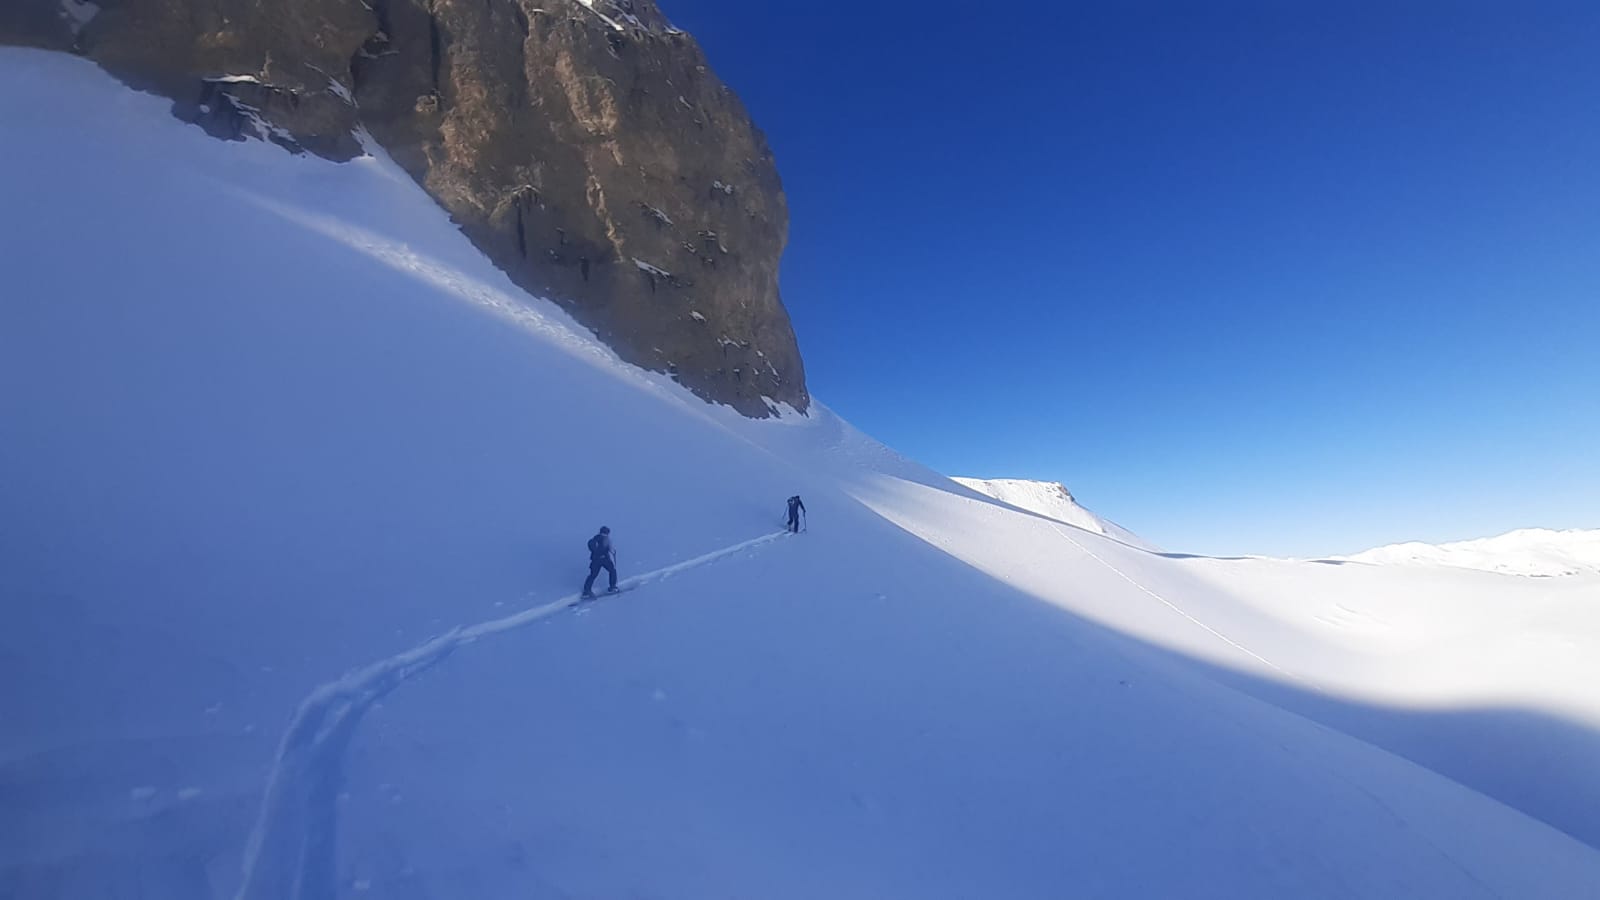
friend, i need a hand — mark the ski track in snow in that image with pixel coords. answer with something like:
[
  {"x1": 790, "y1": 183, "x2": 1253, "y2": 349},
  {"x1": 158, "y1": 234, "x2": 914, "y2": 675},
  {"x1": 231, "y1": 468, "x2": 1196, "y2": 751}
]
[
  {"x1": 234, "y1": 530, "x2": 790, "y2": 900},
  {"x1": 1051, "y1": 525, "x2": 1305, "y2": 684}
]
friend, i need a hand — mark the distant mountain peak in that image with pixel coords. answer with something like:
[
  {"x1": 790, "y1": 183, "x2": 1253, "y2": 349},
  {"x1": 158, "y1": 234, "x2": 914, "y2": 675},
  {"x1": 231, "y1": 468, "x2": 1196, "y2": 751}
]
[{"x1": 952, "y1": 476, "x2": 1156, "y2": 551}]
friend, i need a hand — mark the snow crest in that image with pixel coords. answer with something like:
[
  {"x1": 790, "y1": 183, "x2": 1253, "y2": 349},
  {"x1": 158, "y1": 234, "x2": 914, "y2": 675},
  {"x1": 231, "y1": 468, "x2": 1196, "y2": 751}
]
[{"x1": 954, "y1": 477, "x2": 1157, "y2": 550}]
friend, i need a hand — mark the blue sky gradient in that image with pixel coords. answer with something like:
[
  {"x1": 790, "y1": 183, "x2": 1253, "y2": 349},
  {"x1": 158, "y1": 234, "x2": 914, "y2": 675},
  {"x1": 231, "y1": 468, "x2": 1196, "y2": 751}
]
[{"x1": 666, "y1": 1, "x2": 1600, "y2": 556}]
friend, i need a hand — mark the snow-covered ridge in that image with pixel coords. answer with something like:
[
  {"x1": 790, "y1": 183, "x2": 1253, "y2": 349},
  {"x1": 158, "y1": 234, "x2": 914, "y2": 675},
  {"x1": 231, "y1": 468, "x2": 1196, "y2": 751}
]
[
  {"x1": 1341, "y1": 528, "x2": 1600, "y2": 577},
  {"x1": 953, "y1": 477, "x2": 1157, "y2": 550}
]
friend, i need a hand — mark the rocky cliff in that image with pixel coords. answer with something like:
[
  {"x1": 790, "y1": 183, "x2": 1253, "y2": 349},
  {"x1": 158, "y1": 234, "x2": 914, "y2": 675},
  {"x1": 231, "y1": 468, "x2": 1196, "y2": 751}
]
[{"x1": 2, "y1": 0, "x2": 808, "y2": 416}]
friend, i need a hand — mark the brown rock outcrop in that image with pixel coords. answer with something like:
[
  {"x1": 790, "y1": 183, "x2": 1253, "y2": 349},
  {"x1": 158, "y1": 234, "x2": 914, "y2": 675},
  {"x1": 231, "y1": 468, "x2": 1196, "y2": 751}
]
[{"x1": 2, "y1": 0, "x2": 808, "y2": 415}]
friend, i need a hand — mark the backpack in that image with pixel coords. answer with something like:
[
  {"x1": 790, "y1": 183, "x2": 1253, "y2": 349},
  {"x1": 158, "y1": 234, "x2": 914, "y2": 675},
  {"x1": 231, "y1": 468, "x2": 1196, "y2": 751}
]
[{"x1": 588, "y1": 534, "x2": 607, "y2": 557}]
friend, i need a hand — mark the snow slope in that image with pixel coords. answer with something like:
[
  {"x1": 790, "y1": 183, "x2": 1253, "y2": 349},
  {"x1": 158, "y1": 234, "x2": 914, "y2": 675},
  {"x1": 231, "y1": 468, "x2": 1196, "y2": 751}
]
[
  {"x1": 953, "y1": 477, "x2": 1156, "y2": 549},
  {"x1": 1341, "y1": 528, "x2": 1600, "y2": 577},
  {"x1": 5, "y1": 48, "x2": 1600, "y2": 899}
]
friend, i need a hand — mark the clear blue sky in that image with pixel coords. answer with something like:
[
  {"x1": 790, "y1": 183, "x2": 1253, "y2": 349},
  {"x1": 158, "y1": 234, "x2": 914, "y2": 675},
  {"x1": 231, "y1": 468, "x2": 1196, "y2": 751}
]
[{"x1": 666, "y1": 1, "x2": 1600, "y2": 557}]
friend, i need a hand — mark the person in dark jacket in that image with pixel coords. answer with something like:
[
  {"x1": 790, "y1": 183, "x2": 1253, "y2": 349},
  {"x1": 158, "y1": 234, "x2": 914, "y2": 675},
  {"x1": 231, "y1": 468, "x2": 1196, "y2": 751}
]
[
  {"x1": 582, "y1": 526, "x2": 617, "y2": 598},
  {"x1": 786, "y1": 495, "x2": 806, "y2": 533}
]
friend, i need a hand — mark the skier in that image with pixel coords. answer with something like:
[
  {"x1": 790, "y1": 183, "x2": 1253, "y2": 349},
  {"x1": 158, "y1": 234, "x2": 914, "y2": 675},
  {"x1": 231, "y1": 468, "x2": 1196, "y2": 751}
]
[
  {"x1": 786, "y1": 495, "x2": 806, "y2": 533},
  {"x1": 582, "y1": 526, "x2": 618, "y2": 598}
]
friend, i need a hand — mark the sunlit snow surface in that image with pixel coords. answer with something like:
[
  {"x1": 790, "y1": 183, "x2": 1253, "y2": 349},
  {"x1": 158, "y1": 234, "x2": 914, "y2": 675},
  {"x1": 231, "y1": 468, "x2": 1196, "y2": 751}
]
[
  {"x1": 4, "y1": 48, "x2": 1600, "y2": 899},
  {"x1": 952, "y1": 477, "x2": 1156, "y2": 550},
  {"x1": 1341, "y1": 527, "x2": 1600, "y2": 577}
]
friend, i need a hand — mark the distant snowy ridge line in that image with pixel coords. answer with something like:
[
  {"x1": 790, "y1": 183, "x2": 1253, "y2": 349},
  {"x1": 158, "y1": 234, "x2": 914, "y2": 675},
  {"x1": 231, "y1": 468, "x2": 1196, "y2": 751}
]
[
  {"x1": 1338, "y1": 528, "x2": 1600, "y2": 578},
  {"x1": 235, "y1": 529, "x2": 791, "y2": 900},
  {"x1": 953, "y1": 476, "x2": 1159, "y2": 551}
]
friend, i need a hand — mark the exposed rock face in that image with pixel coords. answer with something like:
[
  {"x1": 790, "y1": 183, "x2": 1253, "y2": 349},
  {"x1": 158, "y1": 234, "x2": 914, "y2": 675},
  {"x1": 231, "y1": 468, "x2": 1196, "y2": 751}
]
[{"x1": 2, "y1": 0, "x2": 808, "y2": 416}]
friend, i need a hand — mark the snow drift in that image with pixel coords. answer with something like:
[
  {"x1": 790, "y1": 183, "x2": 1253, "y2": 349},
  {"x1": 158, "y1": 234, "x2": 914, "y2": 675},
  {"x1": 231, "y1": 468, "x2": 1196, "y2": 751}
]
[{"x1": 4, "y1": 48, "x2": 1600, "y2": 899}]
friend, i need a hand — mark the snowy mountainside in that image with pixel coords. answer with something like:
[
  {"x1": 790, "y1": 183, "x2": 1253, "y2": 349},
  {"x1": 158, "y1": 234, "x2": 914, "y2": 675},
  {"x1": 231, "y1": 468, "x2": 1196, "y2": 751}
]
[
  {"x1": 953, "y1": 477, "x2": 1156, "y2": 549},
  {"x1": 1340, "y1": 527, "x2": 1600, "y2": 577},
  {"x1": 5, "y1": 48, "x2": 1600, "y2": 899},
  {"x1": 1, "y1": 0, "x2": 808, "y2": 414}
]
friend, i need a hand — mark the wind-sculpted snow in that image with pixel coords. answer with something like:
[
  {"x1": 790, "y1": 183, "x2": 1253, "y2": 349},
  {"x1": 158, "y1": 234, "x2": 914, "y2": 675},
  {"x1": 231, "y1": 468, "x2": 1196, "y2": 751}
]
[{"x1": 7, "y1": 48, "x2": 1600, "y2": 899}]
